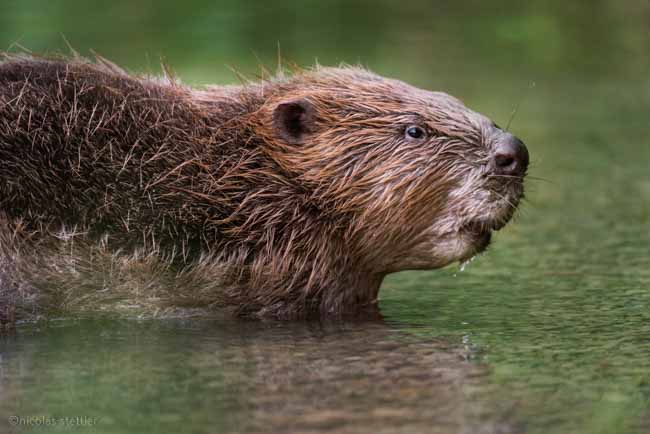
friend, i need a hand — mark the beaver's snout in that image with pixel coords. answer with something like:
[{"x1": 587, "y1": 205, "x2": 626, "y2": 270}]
[{"x1": 491, "y1": 134, "x2": 529, "y2": 177}]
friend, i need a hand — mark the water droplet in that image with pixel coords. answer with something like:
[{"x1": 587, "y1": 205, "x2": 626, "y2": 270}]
[{"x1": 458, "y1": 255, "x2": 477, "y2": 272}]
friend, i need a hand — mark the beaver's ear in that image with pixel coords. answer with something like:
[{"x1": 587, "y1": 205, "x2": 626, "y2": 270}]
[{"x1": 272, "y1": 99, "x2": 316, "y2": 144}]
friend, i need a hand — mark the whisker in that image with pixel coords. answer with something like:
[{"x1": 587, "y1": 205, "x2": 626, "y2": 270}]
[
  {"x1": 489, "y1": 189, "x2": 519, "y2": 210},
  {"x1": 487, "y1": 173, "x2": 552, "y2": 183},
  {"x1": 526, "y1": 175, "x2": 553, "y2": 184},
  {"x1": 506, "y1": 81, "x2": 536, "y2": 132},
  {"x1": 487, "y1": 174, "x2": 524, "y2": 180}
]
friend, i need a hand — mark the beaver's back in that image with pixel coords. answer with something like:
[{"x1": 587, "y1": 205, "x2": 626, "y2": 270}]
[{"x1": 0, "y1": 57, "x2": 223, "y2": 246}]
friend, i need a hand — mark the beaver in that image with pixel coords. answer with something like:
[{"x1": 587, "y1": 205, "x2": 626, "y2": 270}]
[{"x1": 0, "y1": 53, "x2": 528, "y2": 322}]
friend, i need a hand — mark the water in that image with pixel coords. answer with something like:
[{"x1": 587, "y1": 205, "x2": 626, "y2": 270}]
[
  {"x1": 2, "y1": 319, "x2": 506, "y2": 434},
  {"x1": 1, "y1": 1, "x2": 650, "y2": 433}
]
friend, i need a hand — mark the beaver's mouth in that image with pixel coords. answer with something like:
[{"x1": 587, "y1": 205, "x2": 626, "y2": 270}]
[
  {"x1": 392, "y1": 189, "x2": 524, "y2": 272},
  {"x1": 459, "y1": 188, "x2": 522, "y2": 237},
  {"x1": 457, "y1": 208, "x2": 516, "y2": 259},
  {"x1": 452, "y1": 221, "x2": 495, "y2": 263},
  {"x1": 460, "y1": 216, "x2": 509, "y2": 235}
]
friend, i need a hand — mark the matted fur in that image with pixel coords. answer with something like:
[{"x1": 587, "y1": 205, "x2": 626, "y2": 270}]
[{"x1": 0, "y1": 53, "x2": 526, "y2": 324}]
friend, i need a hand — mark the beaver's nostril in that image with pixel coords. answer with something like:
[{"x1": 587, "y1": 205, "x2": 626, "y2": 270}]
[
  {"x1": 494, "y1": 154, "x2": 515, "y2": 169},
  {"x1": 492, "y1": 134, "x2": 529, "y2": 177}
]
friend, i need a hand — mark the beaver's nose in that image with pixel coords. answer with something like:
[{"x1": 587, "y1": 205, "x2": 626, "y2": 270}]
[{"x1": 491, "y1": 134, "x2": 529, "y2": 177}]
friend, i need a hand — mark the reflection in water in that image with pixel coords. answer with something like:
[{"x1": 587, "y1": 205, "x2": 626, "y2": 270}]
[{"x1": 1, "y1": 319, "x2": 516, "y2": 434}]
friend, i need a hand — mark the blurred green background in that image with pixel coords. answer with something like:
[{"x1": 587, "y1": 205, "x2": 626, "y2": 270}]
[
  {"x1": 2, "y1": 1, "x2": 650, "y2": 434},
  {"x1": 3, "y1": 0, "x2": 649, "y2": 88}
]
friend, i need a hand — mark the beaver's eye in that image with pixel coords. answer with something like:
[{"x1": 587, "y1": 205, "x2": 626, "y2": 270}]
[{"x1": 405, "y1": 125, "x2": 425, "y2": 140}]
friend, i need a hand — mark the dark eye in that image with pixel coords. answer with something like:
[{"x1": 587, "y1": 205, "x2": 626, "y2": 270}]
[{"x1": 405, "y1": 125, "x2": 425, "y2": 140}]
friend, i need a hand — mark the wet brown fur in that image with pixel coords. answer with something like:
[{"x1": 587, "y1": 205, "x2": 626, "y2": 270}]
[{"x1": 0, "y1": 53, "x2": 523, "y2": 324}]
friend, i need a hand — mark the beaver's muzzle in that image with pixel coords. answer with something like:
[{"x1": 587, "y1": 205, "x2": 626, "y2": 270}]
[{"x1": 491, "y1": 133, "x2": 529, "y2": 177}]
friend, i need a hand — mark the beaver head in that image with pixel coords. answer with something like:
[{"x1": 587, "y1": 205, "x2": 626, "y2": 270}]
[{"x1": 249, "y1": 68, "x2": 527, "y2": 277}]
